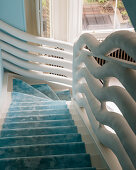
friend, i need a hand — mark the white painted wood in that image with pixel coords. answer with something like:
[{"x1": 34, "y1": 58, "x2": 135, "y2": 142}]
[
  {"x1": 71, "y1": 100, "x2": 122, "y2": 170},
  {"x1": 67, "y1": 0, "x2": 83, "y2": 42},
  {"x1": 0, "y1": 20, "x2": 73, "y2": 51},
  {"x1": 3, "y1": 61, "x2": 72, "y2": 86},
  {"x1": 73, "y1": 31, "x2": 136, "y2": 169},
  {"x1": 0, "y1": 73, "x2": 12, "y2": 131},
  {"x1": 0, "y1": 41, "x2": 72, "y2": 70},
  {"x1": 2, "y1": 51, "x2": 72, "y2": 78},
  {"x1": 0, "y1": 31, "x2": 72, "y2": 61}
]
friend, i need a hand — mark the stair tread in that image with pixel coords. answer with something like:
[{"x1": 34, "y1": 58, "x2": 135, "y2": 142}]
[
  {"x1": 52, "y1": 168, "x2": 96, "y2": 170},
  {"x1": 10, "y1": 102, "x2": 67, "y2": 108},
  {"x1": 0, "y1": 133, "x2": 82, "y2": 147},
  {"x1": 7, "y1": 108, "x2": 70, "y2": 117},
  {"x1": 3, "y1": 119, "x2": 74, "y2": 129},
  {"x1": 13, "y1": 79, "x2": 51, "y2": 99},
  {"x1": 1, "y1": 126, "x2": 78, "y2": 137},
  {"x1": 9, "y1": 105, "x2": 68, "y2": 111},
  {"x1": 56, "y1": 90, "x2": 71, "y2": 101},
  {"x1": 0, "y1": 153, "x2": 91, "y2": 169},
  {"x1": 10, "y1": 100, "x2": 66, "y2": 106},
  {"x1": 0, "y1": 141, "x2": 84, "y2": 148},
  {"x1": 31, "y1": 84, "x2": 60, "y2": 100},
  {"x1": 4, "y1": 114, "x2": 72, "y2": 122},
  {"x1": 12, "y1": 92, "x2": 49, "y2": 100},
  {"x1": 0, "y1": 142, "x2": 86, "y2": 159}
]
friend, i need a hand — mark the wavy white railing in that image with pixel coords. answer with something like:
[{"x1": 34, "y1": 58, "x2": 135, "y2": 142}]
[
  {"x1": 73, "y1": 31, "x2": 136, "y2": 170},
  {"x1": 0, "y1": 20, "x2": 73, "y2": 86}
]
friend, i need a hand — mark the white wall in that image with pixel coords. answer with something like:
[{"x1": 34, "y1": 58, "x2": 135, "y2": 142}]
[{"x1": 0, "y1": 0, "x2": 26, "y2": 31}]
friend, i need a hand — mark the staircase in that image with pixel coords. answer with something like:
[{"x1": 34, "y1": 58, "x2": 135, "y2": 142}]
[{"x1": 0, "y1": 78, "x2": 96, "y2": 170}]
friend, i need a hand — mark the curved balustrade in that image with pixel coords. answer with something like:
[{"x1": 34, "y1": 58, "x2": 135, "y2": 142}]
[
  {"x1": 73, "y1": 31, "x2": 136, "y2": 170},
  {"x1": 0, "y1": 20, "x2": 73, "y2": 52},
  {"x1": 0, "y1": 20, "x2": 73, "y2": 86}
]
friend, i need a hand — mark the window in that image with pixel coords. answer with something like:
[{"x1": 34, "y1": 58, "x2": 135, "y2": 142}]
[
  {"x1": 42, "y1": 0, "x2": 50, "y2": 37},
  {"x1": 83, "y1": 0, "x2": 133, "y2": 32},
  {"x1": 37, "y1": 0, "x2": 134, "y2": 41}
]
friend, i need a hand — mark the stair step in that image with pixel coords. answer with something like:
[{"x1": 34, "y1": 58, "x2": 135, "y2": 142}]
[
  {"x1": 0, "y1": 142, "x2": 86, "y2": 159},
  {"x1": 31, "y1": 84, "x2": 60, "y2": 100},
  {"x1": 10, "y1": 100, "x2": 66, "y2": 107},
  {"x1": 5, "y1": 114, "x2": 72, "y2": 123},
  {"x1": 0, "y1": 126, "x2": 78, "y2": 137},
  {"x1": 7, "y1": 108, "x2": 70, "y2": 117},
  {"x1": 12, "y1": 98, "x2": 48, "y2": 102},
  {"x1": 53, "y1": 168, "x2": 96, "y2": 170},
  {"x1": 0, "y1": 153, "x2": 91, "y2": 169},
  {"x1": 56, "y1": 90, "x2": 71, "y2": 101},
  {"x1": 2, "y1": 120, "x2": 74, "y2": 129},
  {"x1": 12, "y1": 92, "x2": 49, "y2": 102},
  {"x1": 8, "y1": 104, "x2": 67, "y2": 111},
  {"x1": 13, "y1": 79, "x2": 51, "y2": 99},
  {"x1": 0, "y1": 134, "x2": 82, "y2": 147}
]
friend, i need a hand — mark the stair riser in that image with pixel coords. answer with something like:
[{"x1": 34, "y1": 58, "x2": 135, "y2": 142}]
[
  {"x1": 13, "y1": 79, "x2": 50, "y2": 99},
  {"x1": 0, "y1": 154, "x2": 91, "y2": 169},
  {"x1": 53, "y1": 168, "x2": 96, "y2": 170},
  {"x1": 5, "y1": 114, "x2": 72, "y2": 123},
  {"x1": 10, "y1": 101, "x2": 66, "y2": 107},
  {"x1": 7, "y1": 109, "x2": 70, "y2": 117},
  {"x1": 31, "y1": 84, "x2": 60, "y2": 100},
  {"x1": 1, "y1": 126, "x2": 77, "y2": 137},
  {"x1": 0, "y1": 142, "x2": 85, "y2": 159},
  {"x1": 9, "y1": 105, "x2": 67, "y2": 111},
  {"x1": 3, "y1": 120, "x2": 74, "y2": 129},
  {"x1": 12, "y1": 98, "x2": 48, "y2": 102},
  {"x1": 0, "y1": 134, "x2": 82, "y2": 147}
]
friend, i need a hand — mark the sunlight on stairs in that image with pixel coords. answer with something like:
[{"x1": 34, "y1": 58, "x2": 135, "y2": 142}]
[{"x1": 0, "y1": 78, "x2": 96, "y2": 170}]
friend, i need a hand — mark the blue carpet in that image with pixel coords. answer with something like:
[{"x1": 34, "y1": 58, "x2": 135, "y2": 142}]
[
  {"x1": 32, "y1": 84, "x2": 60, "y2": 100},
  {"x1": 0, "y1": 78, "x2": 96, "y2": 170},
  {"x1": 55, "y1": 90, "x2": 71, "y2": 101},
  {"x1": 13, "y1": 79, "x2": 51, "y2": 100}
]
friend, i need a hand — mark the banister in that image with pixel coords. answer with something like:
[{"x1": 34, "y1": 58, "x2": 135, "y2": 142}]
[
  {"x1": 75, "y1": 84, "x2": 135, "y2": 170},
  {"x1": 0, "y1": 32, "x2": 72, "y2": 61},
  {"x1": 73, "y1": 31, "x2": 136, "y2": 169},
  {"x1": 2, "y1": 51, "x2": 72, "y2": 78},
  {"x1": 0, "y1": 20, "x2": 72, "y2": 86},
  {"x1": 3, "y1": 60, "x2": 72, "y2": 86},
  {"x1": 0, "y1": 41, "x2": 72, "y2": 70},
  {"x1": 0, "y1": 20, "x2": 73, "y2": 51}
]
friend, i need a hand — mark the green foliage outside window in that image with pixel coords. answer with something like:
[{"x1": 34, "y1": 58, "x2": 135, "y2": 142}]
[
  {"x1": 84, "y1": 0, "x2": 108, "y2": 4},
  {"x1": 42, "y1": 0, "x2": 46, "y2": 7}
]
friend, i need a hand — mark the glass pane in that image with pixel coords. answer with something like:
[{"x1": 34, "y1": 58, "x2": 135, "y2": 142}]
[
  {"x1": 42, "y1": 0, "x2": 50, "y2": 37},
  {"x1": 115, "y1": 0, "x2": 133, "y2": 29},
  {"x1": 83, "y1": 0, "x2": 115, "y2": 31}
]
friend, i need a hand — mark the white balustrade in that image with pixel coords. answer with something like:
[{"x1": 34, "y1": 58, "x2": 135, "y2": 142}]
[
  {"x1": 73, "y1": 31, "x2": 136, "y2": 170},
  {"x1": 0, "y1": 20, "x2": 73, "y2": 86}
]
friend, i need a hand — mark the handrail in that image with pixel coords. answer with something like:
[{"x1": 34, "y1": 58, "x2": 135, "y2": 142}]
[
  {"x1": 0, "y1": 41, "x2": 72, "y2": 70},
  {"x1": 73, "y1": 31, "x2": 136, "y2": 170},
  {"x1": 3, "y1": 61, "x2": 72, "y2": 86},
  {"x1": 0, "y1": 20, "x2": 73, "y2": 52},
  {"x1": 0, "y1": 20, "x2": 73, "y2": 86}
]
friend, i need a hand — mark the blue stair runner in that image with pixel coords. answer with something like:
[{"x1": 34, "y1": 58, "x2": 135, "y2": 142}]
[
  {"x1": 31, "y1": 84, "x2": 60, "y2": 100},
  {"x1": 55, "y1": 90, "x2": 71, "y2": 101},
  {"x1": 0, "y1": 79, "x2": 96, "y2": 170}
]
